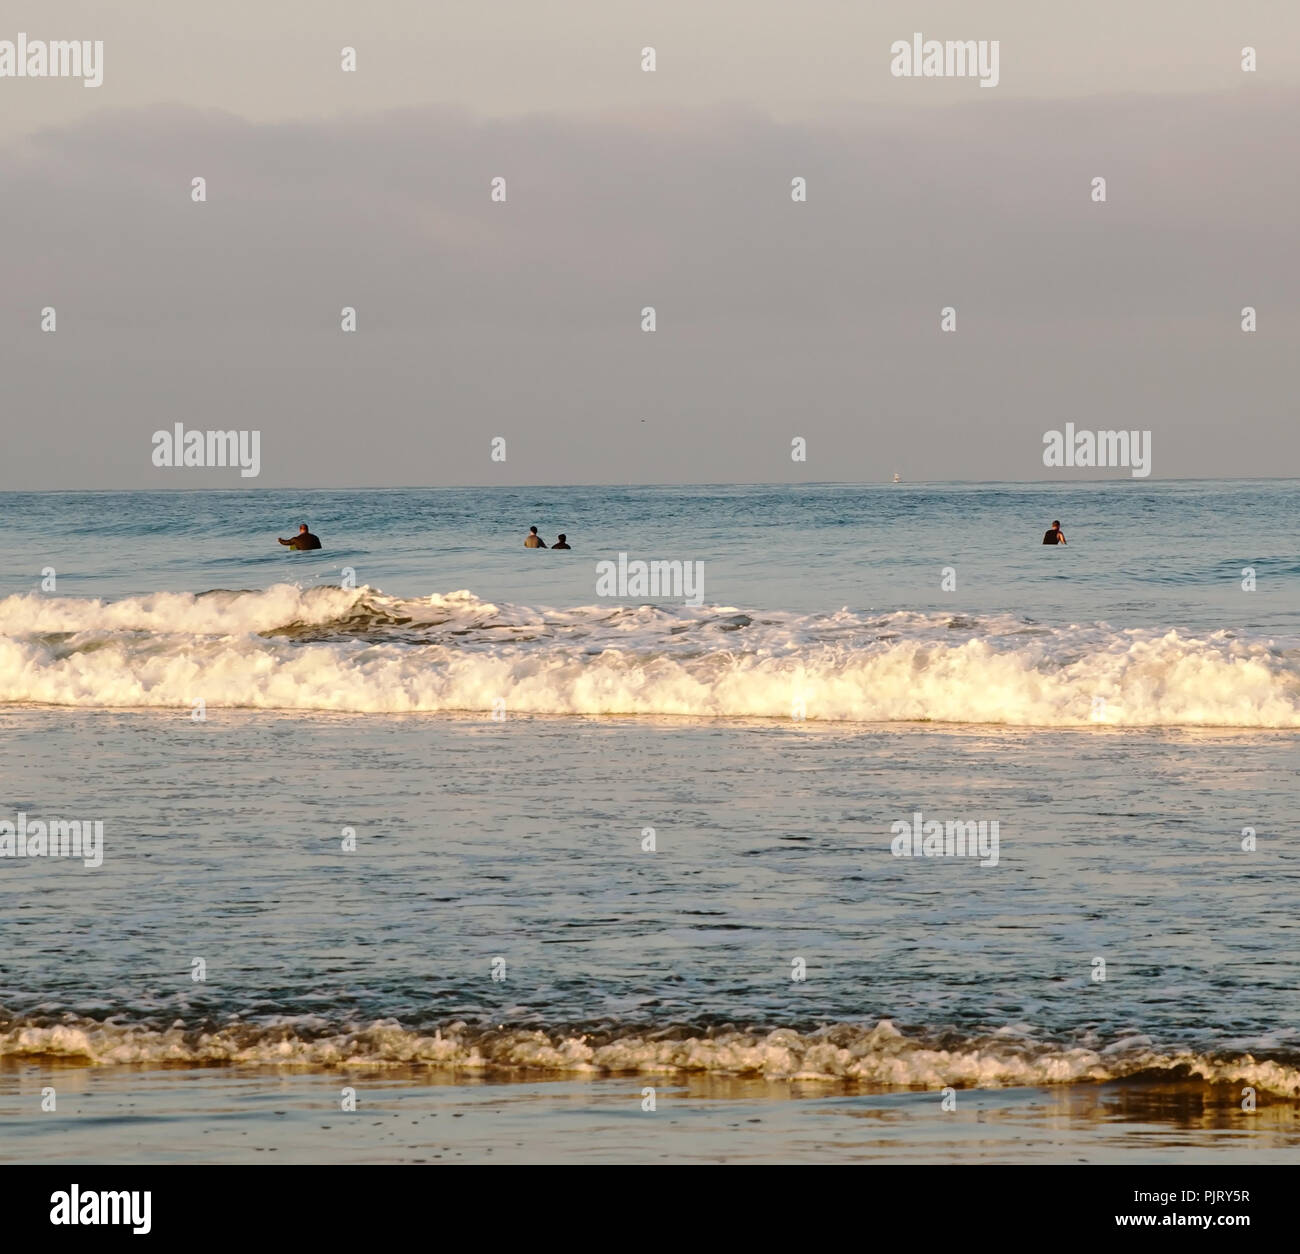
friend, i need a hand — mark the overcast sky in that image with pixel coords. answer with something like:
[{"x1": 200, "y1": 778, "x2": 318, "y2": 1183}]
[{"x1": 2, "y1": 0, "x2": 1297, "y2": 487}]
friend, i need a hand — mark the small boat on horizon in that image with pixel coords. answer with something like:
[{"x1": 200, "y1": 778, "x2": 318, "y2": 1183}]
[{"x1": 892, "y1": 470, "x2": 901, "y2": 483}]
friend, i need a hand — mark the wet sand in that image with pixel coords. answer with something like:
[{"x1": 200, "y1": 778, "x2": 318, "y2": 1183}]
[{"x1": 4, "y1": 1063, "x2": 1298, "y2": 1164}]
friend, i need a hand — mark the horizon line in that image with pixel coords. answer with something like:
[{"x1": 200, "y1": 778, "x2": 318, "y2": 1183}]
[{"x1": 2, "y1": 475, "x2": 1297, "y2": 494}]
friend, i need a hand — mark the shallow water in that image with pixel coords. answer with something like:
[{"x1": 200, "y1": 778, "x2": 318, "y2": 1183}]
[{"x1": 4, "y1": 1067, "x2": 1298, "y2": 1164}]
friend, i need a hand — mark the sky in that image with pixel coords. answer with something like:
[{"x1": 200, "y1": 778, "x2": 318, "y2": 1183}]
[{"x1": 1, "y1": 0, "x2": 1297, "y2": 487}]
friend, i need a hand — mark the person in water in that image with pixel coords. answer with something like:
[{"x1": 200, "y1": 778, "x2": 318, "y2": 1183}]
[
  {"x1": 1042, "y1": 520, "x2": 1066, "y2": 545},
  {"x1": 552, "y1": 533, "x2": 571, "y2": 549},
  {"x1": 279, "y1": 523, "x2": 322, "y2": 550},
  {"x1": 524, "y1": 526, "x2": 548, "y2": 548}
]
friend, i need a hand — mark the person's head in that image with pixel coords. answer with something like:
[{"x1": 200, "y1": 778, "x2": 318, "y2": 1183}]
[
  {"x1": 557, "y1": 533, "x2": 566, "y2": 543},
  {"x1": 299, "y1": 523, "x2": 309, "y2": 533},
  {"x1": 1052, "y1": 521, "x2": 1060, "y2": 529},
  {"x1": 529, "y1": 526, "x2": 538, "y2": 535}
]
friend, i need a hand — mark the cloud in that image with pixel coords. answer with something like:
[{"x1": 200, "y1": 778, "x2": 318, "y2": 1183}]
[{"x1": 2, "y1": 91, "x2": 1296, "y2": 487}]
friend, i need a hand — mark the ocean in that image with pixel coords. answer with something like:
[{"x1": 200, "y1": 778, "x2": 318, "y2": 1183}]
[{"x1": 1, "y1": 479, "x2": 1298, "y2": 1163}]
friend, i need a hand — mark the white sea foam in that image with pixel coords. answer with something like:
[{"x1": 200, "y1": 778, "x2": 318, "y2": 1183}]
[
  {"x1": 0, "y1": 584, "x2": 370, "y2": 636},
  {"x1": 1, "y1": 585, "x2": 1297, "y2": 726},
  {"x1": 3, "y1": 1016, "x2": 1297, "y2": 1095}
]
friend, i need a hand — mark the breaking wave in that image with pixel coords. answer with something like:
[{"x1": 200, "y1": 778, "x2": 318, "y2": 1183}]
[
  {"x1": 3, "y1": 1014, "x2": 1298, "y2": 1095},
  {"x1": 1, "y1": 584, "x2": 1298, "y2": 726}
]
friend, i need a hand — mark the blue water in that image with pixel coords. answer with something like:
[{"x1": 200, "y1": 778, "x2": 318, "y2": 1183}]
[
  {"x1": 1, "y1": 480, "x2": 1299, "y2": 1165},
  {"x1": 3, "y1": 480, "x2": 1296, "y2": 630}
]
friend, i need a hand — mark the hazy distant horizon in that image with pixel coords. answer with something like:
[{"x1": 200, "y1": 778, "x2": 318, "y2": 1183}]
[{"x1": 6, "y1": 473, "x2": 1300, "y2": 495}]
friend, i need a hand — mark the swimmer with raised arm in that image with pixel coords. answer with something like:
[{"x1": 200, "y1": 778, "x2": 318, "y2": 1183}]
[{"x1": 279, "y1": 523, "x2": 322, "y2": 550}]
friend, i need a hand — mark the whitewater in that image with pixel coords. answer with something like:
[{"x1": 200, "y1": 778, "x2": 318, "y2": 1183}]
[
  {"x1": 1, "y1": 583, "x2": 1297, "y2": 726},
  {"x1": 4, "y1": 1014, "x2": 1299, "y2": 1097}
]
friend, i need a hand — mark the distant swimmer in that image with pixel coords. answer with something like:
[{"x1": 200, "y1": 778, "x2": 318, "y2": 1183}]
[
  {"x1": 552, "y1": 533, "x2": 571, "y2": 550},
  {"x1": 279, "y1": 523, "x2": 322, "y2": 550},
  {"x1": 1042, "y1": 520, "x2": 1066, "y2": 546},
  {"x1": 524, "y1": 526, "x2": 548, "y2": 549}
]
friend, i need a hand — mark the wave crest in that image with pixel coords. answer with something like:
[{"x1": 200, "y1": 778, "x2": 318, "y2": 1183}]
[
  {"x1": 4, "y1": 1016, "x2": 1298, "y2": 1095},
  {"x1": 2, "y1": 584, "x2": 1298, "y2": 726}
]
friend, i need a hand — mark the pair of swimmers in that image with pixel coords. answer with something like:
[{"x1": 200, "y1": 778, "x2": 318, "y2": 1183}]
[
  {"x1": 277, "y1": 523, "x2": 574, "y2": 552},
  {"x1": 525, "y1": 526, "x2": 570, "y2": 549}
]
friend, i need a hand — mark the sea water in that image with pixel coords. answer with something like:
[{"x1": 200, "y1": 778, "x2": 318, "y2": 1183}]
[{"x1": 1, "y1": 480, "x2": 1298, "y2": 1162}]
